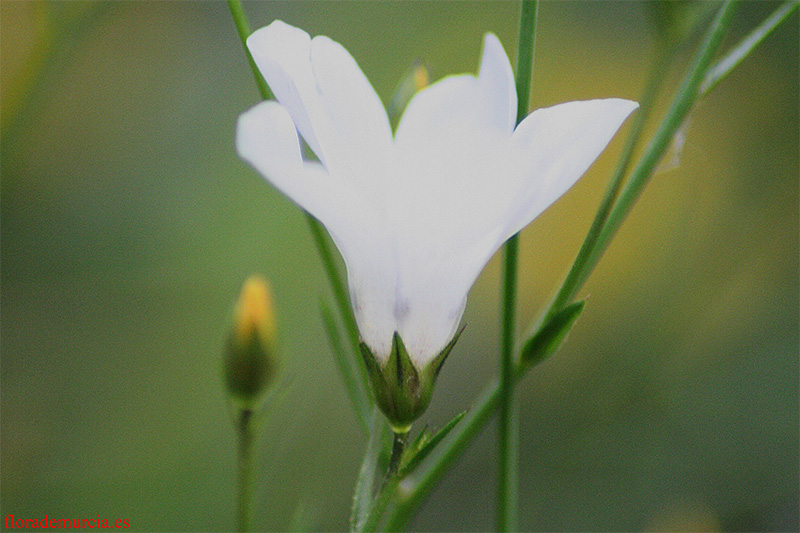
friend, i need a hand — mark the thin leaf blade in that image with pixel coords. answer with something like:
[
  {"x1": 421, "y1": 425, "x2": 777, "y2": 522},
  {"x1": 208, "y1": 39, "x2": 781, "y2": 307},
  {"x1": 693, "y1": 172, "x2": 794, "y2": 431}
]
[
  {"x1": 320, "y1": 301, "x2": 371, "y2": 432},
  {"x1": 520, "y1": 300, "x2": 585, "y2": 372},
  {"x1": 351, "y1": 410, "x2": 385, "y2": 532},
  {"x1": 399, "y1": 411, "x2": 467, "y2": 477}
]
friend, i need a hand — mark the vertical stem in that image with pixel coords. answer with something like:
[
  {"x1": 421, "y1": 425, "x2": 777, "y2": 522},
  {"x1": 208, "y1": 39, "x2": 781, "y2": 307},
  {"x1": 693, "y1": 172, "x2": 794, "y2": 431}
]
[
  {"x1": 498, "y1": 2, "x2": 538, "y2": 531},
  {"x1": 388, "y1": 1, "x2": 751, "y2": 529},
  {"x1": 387, "y1": 430, "x2": 408, "y2": 479},
  {"x1": 236, "y1": 409, "x2": 257, "y2": 532},
  {"x1": 386, "y1": 382, "x2": 502, "y2": 532},
  {"x1": 498, "y1": 235, "x2": 519, "y2": 533}
]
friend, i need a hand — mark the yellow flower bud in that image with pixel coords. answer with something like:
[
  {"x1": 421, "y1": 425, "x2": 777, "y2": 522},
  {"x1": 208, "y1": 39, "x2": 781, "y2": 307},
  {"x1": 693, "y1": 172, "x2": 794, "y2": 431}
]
[
  {"x1": 387, "y1": 60, "x2": 430, "y2": 125},
  {"x1": 223, "y1": 276, "x2": 278, "y2": 408}
]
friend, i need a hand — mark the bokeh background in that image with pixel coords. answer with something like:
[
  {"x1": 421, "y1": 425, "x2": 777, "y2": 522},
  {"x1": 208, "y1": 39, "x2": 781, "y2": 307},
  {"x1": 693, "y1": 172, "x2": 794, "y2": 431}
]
[{"x1": 2, "y1": 2, "x2": 797, "y2": 531}]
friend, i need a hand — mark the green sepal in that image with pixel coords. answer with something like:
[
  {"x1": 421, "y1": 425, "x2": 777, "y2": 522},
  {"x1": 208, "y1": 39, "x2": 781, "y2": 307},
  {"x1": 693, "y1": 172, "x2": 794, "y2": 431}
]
[
  {"x1": 223, "y1": 329, "x2": 276, "y2": 409},
  {"x1": 398, "y1": 410, "x2": 466, "y2": 477},
  {"x1": 519, "y1": 301, "x2": 585, "y2": 374},
  {"x1": 360, "y1": 327, "x2": 464, "y2": 431}
]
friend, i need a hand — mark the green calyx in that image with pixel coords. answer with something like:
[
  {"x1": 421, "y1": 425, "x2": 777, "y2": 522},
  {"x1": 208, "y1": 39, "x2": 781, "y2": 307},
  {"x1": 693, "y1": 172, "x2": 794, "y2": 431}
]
[
  {"x1": 360, "y1": 328, "x2": 464, "y2": 431},
  {"x1": 224, "y1": 328, "x2": 276, "y2": 409}
]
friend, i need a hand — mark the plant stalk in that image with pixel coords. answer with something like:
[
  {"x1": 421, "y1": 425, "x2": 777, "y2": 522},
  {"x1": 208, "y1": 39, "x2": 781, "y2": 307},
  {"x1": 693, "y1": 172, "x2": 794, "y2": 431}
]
[
  {"x1": 236, "y1": 409, "x2": 257, "y2": 532},
  {"x1": 498, "y1": 2, "x2": 538, "y2": 531}
]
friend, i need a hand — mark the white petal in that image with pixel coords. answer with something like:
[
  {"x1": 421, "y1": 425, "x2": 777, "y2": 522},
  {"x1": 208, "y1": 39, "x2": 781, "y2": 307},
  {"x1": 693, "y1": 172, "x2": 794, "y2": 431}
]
[
  {"x1": 389, "y1": 128, "x2": 523, "y2": 365},
  {"x1": 236, "y1": 100, "x2": 400, "y2": 361},
  {"x1": 247, "y1": 22, "x2": 329, "y2": 164},
  {"x1": 310, "y1": 35, "x2": 393, "y2": 185},
  {"x1": 237, "y1": 100, "x2": 346, "y2": 225},
  {"x1": 247, "y1": 21, "x2": 392, "y2": 198},
  {"x1": 478, "y1": 33, "x2": 517, "y2": 133},
  {"x1": 393, "y1": 229, "x2": 503, "y2": 367},
  {"x1": 503, "y1": 98, "x2": 639, "y2": 239}
]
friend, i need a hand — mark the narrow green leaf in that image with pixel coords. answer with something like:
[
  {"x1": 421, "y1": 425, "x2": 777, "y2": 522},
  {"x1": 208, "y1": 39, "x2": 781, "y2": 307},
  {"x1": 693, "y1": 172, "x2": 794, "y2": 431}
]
[
  {"x1": 351, "y1": 410, "x2": 384, "y2": 532},
  {"x1": 520, "y1": 300, "x2": 585, "y2": 371},
  {"x1": 407, "y1": 423, "x2": 430, "y2": 456},
  {"x1": 399, "y1": 411, "x2": 467, "y2": 478},
  {"x1": 701, "y1": 0, "x2": 798, "y2": 96},
  {"x1": 320, "y1": 301, "x2": 371, "y2": 432}
]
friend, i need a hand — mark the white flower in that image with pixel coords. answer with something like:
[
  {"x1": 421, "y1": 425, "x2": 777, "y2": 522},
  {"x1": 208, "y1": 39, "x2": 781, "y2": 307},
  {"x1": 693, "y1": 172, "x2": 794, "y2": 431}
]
[{"x1": 237, "y1": 20, "x2": 637, "y2": 370}]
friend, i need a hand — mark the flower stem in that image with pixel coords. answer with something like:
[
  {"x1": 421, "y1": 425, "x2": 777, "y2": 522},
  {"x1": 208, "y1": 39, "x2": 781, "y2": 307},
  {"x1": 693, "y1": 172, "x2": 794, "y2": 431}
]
[
  {"x1": 236, "y1": 409, "x2": 257, "y2": 532},
  {"x1": 498, "y1": 234, "x2": 519, "y2": 533},
  {"x1": 543, "y1": 1, "x2": 739, "y2": 327},
  {"x1": 387, "y1": 430, "x2": 408, "y2": 480},
  {"x1": 498, "y1": 2, "x2": 538, "y2": 531},
  {"x1": 386, "y1": 381, "x2": 503, "y2": 532},
  {"x1": 226, "y1": 0, "x2": 272, "y2": 100},
  {"x1": 700, "y1": 0, "x2": 798, "y2": 96}
]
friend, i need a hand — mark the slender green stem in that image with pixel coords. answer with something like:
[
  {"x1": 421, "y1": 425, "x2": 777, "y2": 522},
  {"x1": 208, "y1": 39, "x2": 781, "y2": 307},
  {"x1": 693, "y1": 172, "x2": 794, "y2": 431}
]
[
  {"x1": 387, "y1": 430, "x2": 408, "y2": 480},
  {"x1": 514, "y1": 0, "x2": 539, "y2": 122},
  {"x1": 544, "y1": 43, "x2": 673, "y2": 323},
  {"x1": 498, "y1": 2, "x2": 538, "y2": 531},
  {"x1": 236, "y1": 409, "x2": 257, "y2": 532},
  {"x1": 386, "y1": 381, "x2": 503, "y2": 532},
  {"x1": 361, "y1": 428, "x2": 406, "y2": 533},
  {"x1": 226, "y1": 0, "x2": 370, "y2": 420},
  {"x1": 351, "y1": 409, "x2": 385, "y2": 532},
  {"x1": 498, "y1": 234, "x2": 519, "y2": 533},
  {"x1": 362, "y1": 476, "x2": 401, "y2": 533},
  {"x1": 591, "y1": 1, "x2": 738, "y2": 267},
  {"x1": 226, "y1": 0, "x2": 272, "y2": 100},
  {"x1": 701, "y1": 0, "x2": 798, "y2": 96}
]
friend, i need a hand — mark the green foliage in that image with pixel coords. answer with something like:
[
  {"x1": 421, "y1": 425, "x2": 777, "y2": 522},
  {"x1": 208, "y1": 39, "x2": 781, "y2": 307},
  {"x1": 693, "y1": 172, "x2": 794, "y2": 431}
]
[
  {"x1": 350, "y1": 411, "x2": 387, "y2": 532},
  {"x1": 519, "y1": 300, "x2": 585, "y2": 373},
  {"x1": 321, "y1": 301, "x2": 372, "y2": 431},
  {"x1": 398, "y1": 411, "x2": 467, "y2": 478}
]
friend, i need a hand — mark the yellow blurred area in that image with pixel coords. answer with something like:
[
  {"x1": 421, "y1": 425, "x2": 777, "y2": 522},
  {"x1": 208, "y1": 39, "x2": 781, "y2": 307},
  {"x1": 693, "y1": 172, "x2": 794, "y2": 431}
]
[{"x1": 1, "y1": 2, "x2": 797, "y2": 531}]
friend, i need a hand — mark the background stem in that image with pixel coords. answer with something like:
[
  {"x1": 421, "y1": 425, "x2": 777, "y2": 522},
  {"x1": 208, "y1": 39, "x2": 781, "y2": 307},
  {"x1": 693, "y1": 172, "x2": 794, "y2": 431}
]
[
  {"x1": 498, "y1": 2, "x2": 538, "y2": 531},
  {"x1": 236, "y1": 409, "x2": 257, "y2": 532},
  {"x1": 544, "y1": 43, "x2": 672, "y2": 323}
]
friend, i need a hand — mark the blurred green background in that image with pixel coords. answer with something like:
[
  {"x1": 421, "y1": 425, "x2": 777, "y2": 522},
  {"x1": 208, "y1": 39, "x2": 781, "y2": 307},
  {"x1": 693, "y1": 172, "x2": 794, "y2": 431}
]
[{"x1": 1, "y1": 2, "x2": 797, "y2": 531}]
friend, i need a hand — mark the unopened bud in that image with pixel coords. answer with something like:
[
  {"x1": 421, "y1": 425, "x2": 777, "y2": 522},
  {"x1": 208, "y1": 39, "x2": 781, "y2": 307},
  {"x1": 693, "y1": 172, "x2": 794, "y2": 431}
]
[
  {"x1": 388, "y1": 60, "x2": 430, "y2": 126},
  {"x1": 223, "y1": 276, "x2": 278, "y2": 408}
]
